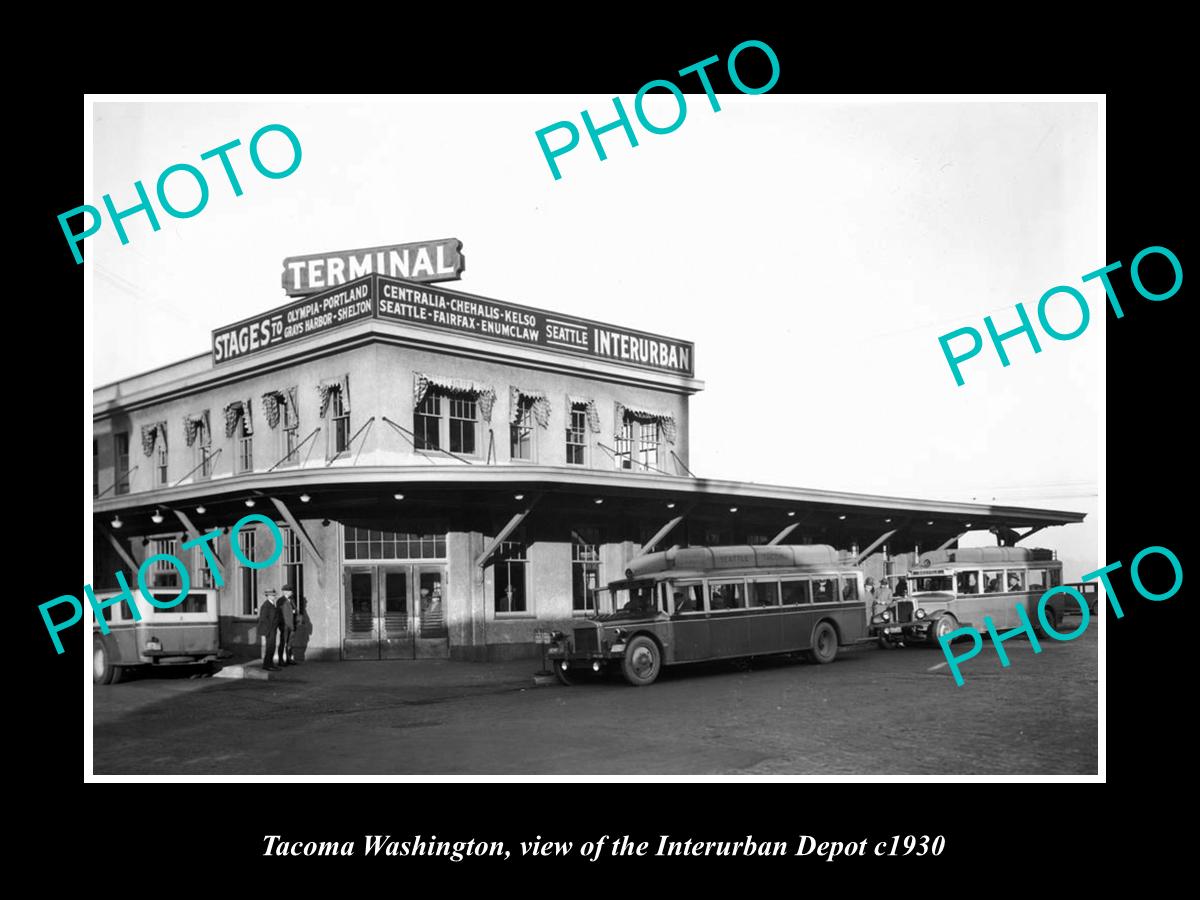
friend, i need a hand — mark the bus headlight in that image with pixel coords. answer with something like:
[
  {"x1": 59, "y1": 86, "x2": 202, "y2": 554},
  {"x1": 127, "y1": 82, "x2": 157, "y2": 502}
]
[
  {"x1": 915, "y1": 608, "x2": 927, "y2": 619},
  {"x1": 881, "y1": 611, "x2": 891, "y2": 622}
]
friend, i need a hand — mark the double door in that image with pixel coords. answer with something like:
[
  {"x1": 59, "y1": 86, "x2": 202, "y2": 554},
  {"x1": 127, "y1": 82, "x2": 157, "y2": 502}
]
[{"x1": 343, "y1": 565, "x2": 448, "y2": 659}]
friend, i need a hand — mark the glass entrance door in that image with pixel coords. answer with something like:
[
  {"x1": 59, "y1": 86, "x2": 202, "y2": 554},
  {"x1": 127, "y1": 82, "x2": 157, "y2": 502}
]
[
  {"x1": 415, "y1": 566, "x2": 448, "y2": 657},
  {"x1": 343, "y1": 565, "x2": 448, "y2": 660}
]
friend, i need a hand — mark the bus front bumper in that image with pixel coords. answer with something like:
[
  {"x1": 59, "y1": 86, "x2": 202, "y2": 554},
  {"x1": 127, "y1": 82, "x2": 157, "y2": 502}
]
[{"x1": 546, "y1": 641, "x2": 627, "y2": 671}]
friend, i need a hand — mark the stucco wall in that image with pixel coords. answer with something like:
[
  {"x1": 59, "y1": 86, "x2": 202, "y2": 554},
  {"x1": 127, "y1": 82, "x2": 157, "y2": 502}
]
[{"x1": 95, "y1": 340, "x2": 691, "y2": 496}]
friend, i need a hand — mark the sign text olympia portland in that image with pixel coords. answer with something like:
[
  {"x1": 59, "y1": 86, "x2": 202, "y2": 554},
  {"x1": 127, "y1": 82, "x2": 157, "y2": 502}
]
[{"x1": 212, "y1": 274, "x2": 694, "y2": 376}]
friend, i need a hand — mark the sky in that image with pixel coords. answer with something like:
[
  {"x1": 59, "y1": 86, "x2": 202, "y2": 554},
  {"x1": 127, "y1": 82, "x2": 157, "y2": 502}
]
[{"x1": 90, "y1": 96, "x2": 1100, "y2": 578}]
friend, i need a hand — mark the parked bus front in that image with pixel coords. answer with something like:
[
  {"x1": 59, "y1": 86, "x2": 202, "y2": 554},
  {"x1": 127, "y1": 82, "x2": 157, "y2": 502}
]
[{"x1": 869, "y1": 547, "x2": 1069, "y2": 647}]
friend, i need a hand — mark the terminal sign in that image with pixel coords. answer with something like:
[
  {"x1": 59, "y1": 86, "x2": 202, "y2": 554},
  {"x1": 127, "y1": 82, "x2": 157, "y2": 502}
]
[{"x1": 281, "y1": 238, "x2": 464, "y2": 295}]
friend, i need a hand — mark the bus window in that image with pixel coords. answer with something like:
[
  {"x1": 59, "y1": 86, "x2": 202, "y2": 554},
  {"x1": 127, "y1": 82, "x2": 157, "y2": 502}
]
[
  {"x1": 956, "y1": 571, "x2": 980, "y2": 594},
  {"x1": 674, "y1": 583, "x2": 704, "y2": 614},
  {"x1": 1049, "y1": 569, "x2": 1062, "y2": 588},
  {"x1": 710, "y1": 581, "x2": 746, "y2": 610},
  {"x1": 780, "y1": 579, "x2": 810, "y2": 605},
  {"x1": 913, "y1": 574, "x2": 953, "y2": 593},
  {"x1": 1006, "y1": 570, "x2": 1026, "y2": 592},
  {"x1": 811, "y1": 578, "x2": 836, "y2": 604},
  {"x1": 750, "y1": 580, "x2": 780, "y2": 607},
  {"x1": 840, "y1": 577, "x2": 859, "y2": 602},
  {"x1": 1027, "y1": 569, "x2": 1048, "y2": 591},
  {"x1": 620, "y1": 584, "x2": 656, "y2": 613},
  {"x1": 983, "y1": 570, "x2": 1004, "y2": 593},
  {"x1": 154, "y1": 592, "x2": 208, "y2": 614}
]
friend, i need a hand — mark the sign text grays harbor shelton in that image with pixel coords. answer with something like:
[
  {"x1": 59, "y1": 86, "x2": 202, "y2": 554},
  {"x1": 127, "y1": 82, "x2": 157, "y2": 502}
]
[{"x1": 212, "y1": 274, "x2": 694, "y2": 376}]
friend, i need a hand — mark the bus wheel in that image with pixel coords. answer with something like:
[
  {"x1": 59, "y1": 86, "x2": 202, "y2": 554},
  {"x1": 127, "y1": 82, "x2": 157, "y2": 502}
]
[
  {"x1": 110, "y1": 666, "x2": 127, "y2": 684},
  {"x1": 554, "y1": 663, "x2": 574, "y2": 686},
  {"x1": 1039, "y1": 606, "x2": 1060, "y2": 637},
  {"x1": 621, "y1": 636, "x2": 662, "y2": 686},
  {"x1": 810, "y1": 622, "x2": 838, "y2": 664},
  {"x1": 93, "y1": 638, "x2": 115, "y2": 685},
  {"x1": 929, "y1": 614, "x2": 960, "y2": 647}
]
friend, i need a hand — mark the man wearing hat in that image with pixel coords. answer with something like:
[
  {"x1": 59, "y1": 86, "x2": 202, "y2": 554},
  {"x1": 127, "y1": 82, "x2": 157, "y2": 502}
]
[
  {"x1": 277, "y1": 585, "x2": 297, "y2": 667},
  {"x1": 257, "y1": 589, "x2": 281, "y2": 672}
]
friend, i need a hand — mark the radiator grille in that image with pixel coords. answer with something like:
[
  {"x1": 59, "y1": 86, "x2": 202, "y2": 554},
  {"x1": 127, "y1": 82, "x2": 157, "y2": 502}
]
[{"x1": 573, "y1": 628, "x2": 598, "y2": 653}]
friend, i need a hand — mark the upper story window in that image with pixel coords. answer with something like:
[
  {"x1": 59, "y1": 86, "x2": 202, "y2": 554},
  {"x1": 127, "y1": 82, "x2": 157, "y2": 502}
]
[
  {"x1": 318, "y1": 375, "x2": 351, "y2": 460},
  {"x1": 510, "y1": 396, "x2": 534, "y2": 461},
  {"x1": 415, "y1": 394, "x2": 442, "y2": 450},
  {"x1": 225, "y1": 399, "x2": 255, "y2": 474},
  {"x1": 184, "y1": 411, "x2": 212, "y2": 480},
  {"x1": 260, "y1": 388, "x2": 301, "y2": 468},
  {"x1": 613, "y1": 403, "x2": 678, "y2": 472},
  {"x1": 509, "y1": 389, "x2": 550, "y2": 463},
  {"x1": 140, "y1": 421, "x2": 168, "y2": 488},
  {"x1": 114, "y1": 432, "x2": 130, "y2": 495},
  {"x1": 566, "y1": 406, "x2": 587, "y2": 465},
  {"x1": 412, "y1": 374, "x2": 497, "y2": 459},
  {"x1": 566, "y1": 397, "x2": 599, "y2": 466},
  {"x1": 449, "y1": 396, "x2": 478, "y2": 455}
]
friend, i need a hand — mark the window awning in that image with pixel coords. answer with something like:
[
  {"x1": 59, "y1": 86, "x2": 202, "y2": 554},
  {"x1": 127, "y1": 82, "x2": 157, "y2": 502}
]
[
  {"x1": 318, "y1": 374, "x2": 350, "y2": 419},
  {"x1": 510, "y1": 387, "x2": 551, "y2": 427},
  {"x1": 140, "y1": 421, "x2": 167, "y2": 456},
  {"x1": 415, "y1": 372, "x2": 496, "y2": 422},
  {"x1": 183, "y1": 410, "x2": 211, "y2": 447},
  {"x1": 223, "y1": 398, "x2": 254, "y2": 437},
  {"x1": 261, "y1": 387, "x2": 299, "y2": 430},
  {"x1": 568, "y1": 395, "x2": 602, "y2": 433},
  {"x1": 615, "y1": 402, "x2": 677, "y2": 444}
]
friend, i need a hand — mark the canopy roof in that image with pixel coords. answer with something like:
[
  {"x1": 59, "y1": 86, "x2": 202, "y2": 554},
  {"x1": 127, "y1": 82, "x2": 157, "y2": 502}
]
[{"x1": 92, "y1": 465, "x2": 1084, "y2": 554}]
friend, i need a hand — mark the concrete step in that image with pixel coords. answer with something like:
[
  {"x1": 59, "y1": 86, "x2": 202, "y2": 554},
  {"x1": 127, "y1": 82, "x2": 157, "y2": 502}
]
[{"x1": 213, "y1": 660, "x2": 272, "y2": 680}]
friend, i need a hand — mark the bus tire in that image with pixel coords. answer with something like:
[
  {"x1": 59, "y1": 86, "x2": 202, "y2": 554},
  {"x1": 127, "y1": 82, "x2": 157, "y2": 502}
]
[
  {"x1": 929, "y1": 613, "x2": 960, "y2": 647},
  {"x1": 810, "y1": 621, "x2": 838, "y2": 664},
  {"x1": 93, "y1": 637, "x2": 115, "y2": 685},
  {"x1": 1039, "y1": 605, "x2": 1060, "y2": 637},
  {"x1": 110, "y1": 665, "x2": 127, "y2": 685},
  {"x1": 554, "y1": 663, "x2": 574, "y2": 686},
  {"x1": 621, "y1": 635, "x2": 662, "y2": 686}
]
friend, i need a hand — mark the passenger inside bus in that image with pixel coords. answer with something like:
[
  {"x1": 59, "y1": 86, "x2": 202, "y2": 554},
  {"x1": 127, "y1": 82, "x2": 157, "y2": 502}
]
[
  {"x1": 675, "y1": 584, "x2": 704, "y2": 613},
  {"x1": 956, "y1": 571, "x2": 979, "y2": 594},
  {"x1": 1007, "y1": 572, "x2": 1025, "y2": 591},
  {"x1": 620, "y1": 586, "x2": 656, "y2": 614},
  {"x1": 710, "y1": 583, "x2": 746, "y2": 610},
  {"x1": 984, "y1": 570, "x2": 1003, "y2": 593}
]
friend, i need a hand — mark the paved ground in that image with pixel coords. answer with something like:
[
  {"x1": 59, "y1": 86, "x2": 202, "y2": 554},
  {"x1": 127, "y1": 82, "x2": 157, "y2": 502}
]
[{"x1": 92, "y1": 621, "x2": 1098, "y2": 775}]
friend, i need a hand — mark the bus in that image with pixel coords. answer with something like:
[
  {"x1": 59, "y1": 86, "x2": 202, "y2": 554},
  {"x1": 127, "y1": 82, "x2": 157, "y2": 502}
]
[
  {"x1": 870, "y1": 547, "x2": 1072, "y2": 647},
  {"x1": 547, "y1": 544, "x2": 867, "y2": 686},
  {"x1": 92, "y1": 587, "x2": 221, "y2": 684}
]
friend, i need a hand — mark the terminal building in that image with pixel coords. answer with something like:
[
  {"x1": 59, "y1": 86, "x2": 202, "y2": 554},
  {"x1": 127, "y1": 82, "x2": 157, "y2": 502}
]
[{"x1": 91, "y1": 240, "x2": 1085, "y2": 662}]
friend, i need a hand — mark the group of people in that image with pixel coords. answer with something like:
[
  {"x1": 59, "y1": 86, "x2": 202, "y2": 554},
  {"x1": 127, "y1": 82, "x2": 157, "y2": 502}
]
[{"x1": 257, "y1": 584, "x2": 301, "y2": 671}]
